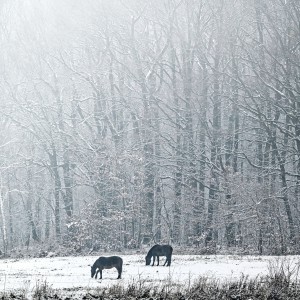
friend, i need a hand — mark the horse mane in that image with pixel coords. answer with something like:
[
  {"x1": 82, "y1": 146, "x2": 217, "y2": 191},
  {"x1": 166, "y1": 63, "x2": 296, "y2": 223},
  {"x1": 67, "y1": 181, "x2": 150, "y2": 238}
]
[
  {"x1": 91, "y1": 260, "x2": 97, "y2": 270},
  {"x1": 146, "y1": 244, "x2": 160, "y2": 256}
]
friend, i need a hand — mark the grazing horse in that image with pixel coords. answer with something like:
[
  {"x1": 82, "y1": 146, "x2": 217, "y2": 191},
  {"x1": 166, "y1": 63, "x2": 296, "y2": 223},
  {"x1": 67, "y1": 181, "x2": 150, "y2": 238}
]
[
  {"x1": 91, "y1": 256, "x2": 123, "y2": 279},
  {"x1": 145, "y1": 244, "x2": 173, "y2": 266}
]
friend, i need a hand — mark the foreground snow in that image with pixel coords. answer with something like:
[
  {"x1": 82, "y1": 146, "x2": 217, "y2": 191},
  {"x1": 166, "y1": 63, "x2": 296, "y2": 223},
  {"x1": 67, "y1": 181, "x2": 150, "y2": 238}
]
[{"x1": 0, "y1": 254, "x2": 298, "y2": 293}]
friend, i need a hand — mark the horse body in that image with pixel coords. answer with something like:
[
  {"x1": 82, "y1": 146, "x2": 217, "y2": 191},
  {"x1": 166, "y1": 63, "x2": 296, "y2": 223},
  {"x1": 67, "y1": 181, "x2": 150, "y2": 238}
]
[
  {"x1": 145, "y1": 244, "x2": 173, "y2": 266},
  {"x1": 91, "y1": 256, "x2": 123, "y2": 279}
]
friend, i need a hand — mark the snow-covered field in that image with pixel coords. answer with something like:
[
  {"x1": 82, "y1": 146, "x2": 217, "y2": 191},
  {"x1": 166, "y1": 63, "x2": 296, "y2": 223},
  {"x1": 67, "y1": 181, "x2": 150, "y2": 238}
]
[{"x1": 0, "y1": 254, "x2": 298, "y2": 295}]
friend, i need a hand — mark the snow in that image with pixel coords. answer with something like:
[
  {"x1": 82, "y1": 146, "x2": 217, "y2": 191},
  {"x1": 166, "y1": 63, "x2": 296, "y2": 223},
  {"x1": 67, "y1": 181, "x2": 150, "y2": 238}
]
[{"x1": 0, "y1": 254, "x2": 298, "y2": 294}]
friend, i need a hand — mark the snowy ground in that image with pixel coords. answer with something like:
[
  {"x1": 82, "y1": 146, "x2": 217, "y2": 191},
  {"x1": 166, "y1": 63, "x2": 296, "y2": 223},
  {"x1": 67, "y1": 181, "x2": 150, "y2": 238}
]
[{"x1": 0, "y1": 254, "x2": 298, "y2": 296}]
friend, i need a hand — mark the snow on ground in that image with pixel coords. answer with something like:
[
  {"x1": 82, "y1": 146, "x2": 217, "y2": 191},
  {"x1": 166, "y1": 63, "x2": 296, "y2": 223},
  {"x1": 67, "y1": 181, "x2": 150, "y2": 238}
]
[{"x1": 0, "y1": 254, "x2": 298, "y2": 294}]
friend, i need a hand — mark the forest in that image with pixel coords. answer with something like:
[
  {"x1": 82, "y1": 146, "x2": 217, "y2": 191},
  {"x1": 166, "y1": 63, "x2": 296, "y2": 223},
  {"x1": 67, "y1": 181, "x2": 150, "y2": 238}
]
[{"x1": 0, "y1": 0, "x2": 299, "y2": 256}]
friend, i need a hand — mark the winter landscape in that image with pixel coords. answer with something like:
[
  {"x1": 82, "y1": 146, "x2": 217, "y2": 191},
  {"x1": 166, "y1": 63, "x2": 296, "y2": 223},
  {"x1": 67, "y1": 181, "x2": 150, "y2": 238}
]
[
  {"x1": 1, "y1": 0, "x2": 300, "y2": 298},
  {"x1": 0, "y1": 253, "x2": 299, "y2": 299},
  {"x1": 0, "y1": 254, "x2": 274, "y2": 291}
]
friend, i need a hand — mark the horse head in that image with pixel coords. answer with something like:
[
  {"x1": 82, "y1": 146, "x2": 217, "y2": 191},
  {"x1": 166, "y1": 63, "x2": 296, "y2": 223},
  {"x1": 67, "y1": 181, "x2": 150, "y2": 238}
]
[
  {"x1": 91, "y1": 265, "x2": 97, "y2": 278},
  {"x1": 145, "y1": 255, "x2": 151, "y2": 265}
]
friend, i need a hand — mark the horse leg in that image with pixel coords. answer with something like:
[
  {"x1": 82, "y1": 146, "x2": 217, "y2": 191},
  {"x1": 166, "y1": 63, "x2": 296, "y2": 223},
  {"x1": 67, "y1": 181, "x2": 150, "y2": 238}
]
[
  {"x1": 116, "y1": 266, "x2": 122, "y2": 279},
  {"x1": 94, "y1": 269, "x2": 99, "y2": 279},
  {"x1": 152, "y1": 256, "x2": 155, "y2": 266},
  {"x1": 163, "y1": 257, "x2": 167, "y2": 266},
  {"x1": 99, "y1": 269, "x2": 103, "y2": 279},
  {"x1": 157, "y1": 256, "x2": 159, "y2": 266},
  {"x1": 167, "y1": 255, "x2": 171, "y2": 266}
]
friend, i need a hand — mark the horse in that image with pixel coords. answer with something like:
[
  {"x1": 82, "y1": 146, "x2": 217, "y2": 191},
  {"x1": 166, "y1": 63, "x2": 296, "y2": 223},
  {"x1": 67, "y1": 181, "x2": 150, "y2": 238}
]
[
  {"x1": 91, "y1": 256, "x2": 123, "y2": 279},
  {"x1": 145, "y1": 244, "x2": 173, "y2": 266}
]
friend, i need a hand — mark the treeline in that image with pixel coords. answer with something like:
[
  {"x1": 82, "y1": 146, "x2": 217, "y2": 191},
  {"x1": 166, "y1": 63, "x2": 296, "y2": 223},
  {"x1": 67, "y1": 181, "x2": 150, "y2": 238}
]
[{"x1": 0, "y1": 0, "x2": 300, "y2": 255}]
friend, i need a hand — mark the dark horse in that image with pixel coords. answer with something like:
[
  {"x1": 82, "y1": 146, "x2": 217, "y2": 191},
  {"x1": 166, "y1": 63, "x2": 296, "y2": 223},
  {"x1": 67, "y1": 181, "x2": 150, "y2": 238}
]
[
  {"x1": 91, "y1": 256, "x2": 123, "y2": 279},
  {"x1": 145, "y1": 244, "x2": 173, "y2": 266}
]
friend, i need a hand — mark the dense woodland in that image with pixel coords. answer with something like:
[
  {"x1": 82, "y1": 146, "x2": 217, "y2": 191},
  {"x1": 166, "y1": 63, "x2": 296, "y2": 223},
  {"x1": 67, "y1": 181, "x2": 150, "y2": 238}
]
[{"x1": 0, "y1": 0, "x2": 300, "y2": 256}]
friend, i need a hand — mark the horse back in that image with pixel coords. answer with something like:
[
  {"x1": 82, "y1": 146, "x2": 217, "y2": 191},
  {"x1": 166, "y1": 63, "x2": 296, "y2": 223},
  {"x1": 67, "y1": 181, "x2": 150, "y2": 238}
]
[
  {"x1": 149, "y1": 244, "x2": 173, "y2": 256},
  {"x1": 96, "y1": 256, "x2": 123, "y2": 269}
]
